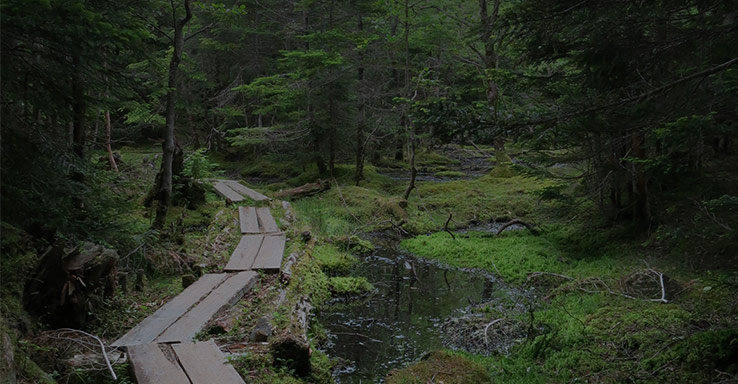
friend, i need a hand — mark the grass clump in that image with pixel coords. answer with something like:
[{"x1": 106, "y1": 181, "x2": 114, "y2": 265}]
[
  {"x1": 402, "y1": 230, "x2": 567, "y2": 283},
  {"x1": 434, "y1": 170, "x2": 466, "y2": 178},
  {"x1": 385, "y1": 351, "x2": 490, "y2": 384},
  {"x1": 328, "y1": 235, "x2": 375, "y2": 254},
  {"x1": 328, "y1": 277, "x2": 374, "y2": 296},
  {"x1": 312, "y1": 244, "x2": 357, "y2": 275}
]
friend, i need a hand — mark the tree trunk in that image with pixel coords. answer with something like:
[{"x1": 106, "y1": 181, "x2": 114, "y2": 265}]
[
  {"x1": 355, "y1": 13, "x2": 366, "y2": 186},
  {"x1": 479, "y1": 0, "x2": 503, "y2": 152},
  {"x1": 402, "y1": 0, "x2": 417, "y2": 200},
  {"x1": 72, "y1": 54, "x2": 86, "y2": 159},
  {"x1": 105, "y1": 111, "x2": 118, "y2": 172},
  {"x1": 328, "y1": 98, "x2": 336, "y2": 175},
  {"x1": 153, "y1": 0, "x2": 193, "y2": 229},
  {"x1": 631, "y1": 132, "x2": 651, "y2": 226},
  {"x1": 403, "y1": 128, "x2": 417, "y2": 200}
]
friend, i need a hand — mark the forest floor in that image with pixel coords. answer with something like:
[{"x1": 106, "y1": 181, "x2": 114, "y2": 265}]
[
  {"x1": 213, "y1": 144, "x2": 738, "y2": 383},
  {"x1": 3, "y1": 144, "x2": 736, "y2": 383}
]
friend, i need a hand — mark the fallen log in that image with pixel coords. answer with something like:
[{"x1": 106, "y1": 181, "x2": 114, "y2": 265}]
[
  {"x1": 280, "y1": 253, "x2": 300, "y2": 284},
  {"x1": 270, "y1": 299, "x2": 312, "y2": 376},
  {"x1": 274, "y1": 180, "x2": 330, "y2": 199}
]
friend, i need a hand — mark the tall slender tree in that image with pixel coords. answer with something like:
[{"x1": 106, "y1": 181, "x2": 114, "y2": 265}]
[{"x1": 153, "y1": 0, "x2": 193, "y2": 229}]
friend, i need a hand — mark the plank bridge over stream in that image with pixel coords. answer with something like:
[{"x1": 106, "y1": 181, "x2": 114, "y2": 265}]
[{"x1": 113, "y1": 180, "x2": 284, "y2": 384}]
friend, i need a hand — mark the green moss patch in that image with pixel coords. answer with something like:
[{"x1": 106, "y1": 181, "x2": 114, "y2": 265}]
[
  {"x1": 312, "y1": 244, "x2": 357, "y2": 274},
  {"x1": 328, "y1": 277, "x2": 374, "y2": 296},
  {"x1": 385, "y1": 351, "x2": 491, "y2": 384}
]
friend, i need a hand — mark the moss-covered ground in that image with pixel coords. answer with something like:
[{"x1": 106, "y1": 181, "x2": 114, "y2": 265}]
[
  {"x1": 213, "y1": 145, "x2": 737, "y2": 383},
  {"x1": 5, "y1": 145, "x2": 736, "y2": 383}
]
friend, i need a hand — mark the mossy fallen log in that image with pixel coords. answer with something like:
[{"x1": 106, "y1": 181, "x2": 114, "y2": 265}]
[{"x1": 274, "y1": 180, "x2": 330, "y2": 199}]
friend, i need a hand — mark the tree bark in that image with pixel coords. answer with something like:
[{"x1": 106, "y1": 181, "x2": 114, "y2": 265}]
[
  {"x1": 153, "y1": 0, "x2": 193, "y2": 229},
  {"x1": 402, "y1": 0, "x2": 417, "y2": 200},
  {"x1": 355, "y1": 12, "x2": 366, "y2": 186},
  {"x1": 72, "y1": 53, "x2": 86, "y2": 159},
  {"x1": 104, "y1": 111, "x2": 118, "y2": 172},
  {"x1": 479, "y1": 0, "x2": 503, "y2": 152},
  {"x1": 403, "y1": 127, "x2": 417, "y2": 200}
]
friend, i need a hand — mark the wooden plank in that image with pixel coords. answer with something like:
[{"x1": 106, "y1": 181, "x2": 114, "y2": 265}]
[
  {"x1": 251, "y1": 234, "x2": 286, "y2": 272},
  {"x1": 238, "y1": 206, "x2": 259, "y2": 234},
  {"x1": 213, "y1": 181, "x2": 244, "y2": 202},
  {"x1": 173, "y1": 340, "x2": 245, "y2": 384},
  {"x1": 155, "y1": 271, "x2": 258, "y2": 343},
  {"x1": 128, "y1": 343, "x2": 191, "y2": 384},
  {"x1": 224, "y1": 181, "x2": 270, "y2": 202},
  {"x1": 112, "y1": 274, "x2": 227, "y2": 347},
  {"x1": 256, "y1": 207, "x2": 280, "y2": 233},
  {"x1": 224, "y1": 235, "x2": 264, "y2": 271}
]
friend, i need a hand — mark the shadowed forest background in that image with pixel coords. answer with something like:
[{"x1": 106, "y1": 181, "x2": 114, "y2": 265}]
[{"x1": 1, "y1": 0, "x2": 737, "y2": 383}]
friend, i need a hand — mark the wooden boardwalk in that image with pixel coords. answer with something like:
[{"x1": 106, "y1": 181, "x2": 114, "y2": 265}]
[
  {"x1": 115, "y1": 181, "x2": 285, "y2": 383},
  {"x1": 239, "y1": 206, "x2": 280, "y2": 234},
  {"x1": 129, "y1": 340, "x2": 244, "y2": 384},
  {"x1": 113, "y1": 272, "x2": 257, "y2": 347},
  {"x1": 225, "y1": 234, "x2": 286, "y2": 272},
  {"x1": 213, "y1": 180, "x2": 270, "y2": 202}
]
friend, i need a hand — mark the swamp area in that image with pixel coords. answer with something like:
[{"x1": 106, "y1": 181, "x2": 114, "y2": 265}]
[{"x1": 2, "y1": 1, "x2": 738, "y2": 383}]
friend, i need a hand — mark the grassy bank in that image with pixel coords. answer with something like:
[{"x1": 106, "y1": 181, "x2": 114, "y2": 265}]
[{"x1": 398, "y1": 225, "x2": 738, "y2": 383}]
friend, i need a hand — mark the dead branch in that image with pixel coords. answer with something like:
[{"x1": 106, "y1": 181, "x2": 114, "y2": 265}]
[
  {"x1": 495, "y1": 219, "x2": 539, "y2": 235},
  {"x1": 44, "y1": 328, "x2": 118, "y2": 380},
  {"x1": 444, "y1": 212, "x2": 456, "y2": 240},
  {"x1": 468, "y1": 140, "x2": 490, "y2": 158},
  {"x1": 483, "y1": 318, "x2": 505, "y2": 345}
]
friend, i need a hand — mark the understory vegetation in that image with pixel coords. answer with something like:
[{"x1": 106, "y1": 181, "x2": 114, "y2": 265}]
[{"x1": 2, "y1": 0, "x2": 737, "y2": 383}]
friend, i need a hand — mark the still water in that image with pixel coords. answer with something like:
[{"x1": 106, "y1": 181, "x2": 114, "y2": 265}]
[{"x1": 319, "y1": 232, "x2": 521, "y2": 383}]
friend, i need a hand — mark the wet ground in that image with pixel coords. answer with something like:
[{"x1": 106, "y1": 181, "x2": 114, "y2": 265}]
[
  {"x1": 377, "y1": 145, "x2": 494, "y2": 182},
  {"x1": 319, "y1": 232, "x2": 526, "y2": 383}
]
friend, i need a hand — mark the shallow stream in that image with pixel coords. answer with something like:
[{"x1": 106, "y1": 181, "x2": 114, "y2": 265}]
[{"x1": 319, "y1": 231, "x2": 526, "y2": 383}]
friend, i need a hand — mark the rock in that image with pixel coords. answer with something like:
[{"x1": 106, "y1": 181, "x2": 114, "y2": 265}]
[
  {"x1": 182, "y1": 274, "x2": 196, "y2": 288},
  {"x1": 249, "y1": 318, "x2": 273, "y2": 342},
  {"x1": 301, "y1": 231, "x2": 312, "y2": 243},
  {"x1": 0, "y1": 327, "x2": 16, "y2": 384}
]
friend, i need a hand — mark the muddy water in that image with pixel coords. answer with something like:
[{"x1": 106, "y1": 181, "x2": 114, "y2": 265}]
[{"x1": 319, "y1": 233, "x2": 523, "y2": 383}]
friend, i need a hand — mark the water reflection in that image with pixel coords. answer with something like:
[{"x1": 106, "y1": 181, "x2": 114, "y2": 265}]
[{"x1": 318, "y1": 238, "x2": 518, "y2": 383}]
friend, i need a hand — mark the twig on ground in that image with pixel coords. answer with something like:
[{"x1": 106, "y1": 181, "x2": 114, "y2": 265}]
[{"x1": 444, "y1": 212, "x2": 456, "y2": 240}]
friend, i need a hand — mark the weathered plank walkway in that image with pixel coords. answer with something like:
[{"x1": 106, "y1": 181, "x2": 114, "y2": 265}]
[
  {"x1": 212, "y1": 181, "x2": 245, "y2": 202},
  {"x1": 129, "y1": 340, "x2": 244, "y2": 384},
  {"x1": 112, "y1": 272, "x2": 257, "y2": 347},
  {"x1": 114, "y1": 181, "x2": 285, "y2": 384},
  {"x1": 238, "y1": 206, "x2": 281, "y2": 234},
  {"x1": 213, "y1": 179, "x2": 270, "y2": 202},
  {"x1": 224, "y1": 234, "x2": 286, "y2": 272}
]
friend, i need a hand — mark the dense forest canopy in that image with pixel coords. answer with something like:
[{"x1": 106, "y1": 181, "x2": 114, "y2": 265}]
[{"x1": 1, "y1": 0, "x2": 737, "y2": 383}]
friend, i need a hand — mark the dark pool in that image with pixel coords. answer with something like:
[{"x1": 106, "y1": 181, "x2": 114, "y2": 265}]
[{"x1": 318, "y1": 233, "x2": 522, "y2": 383}]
